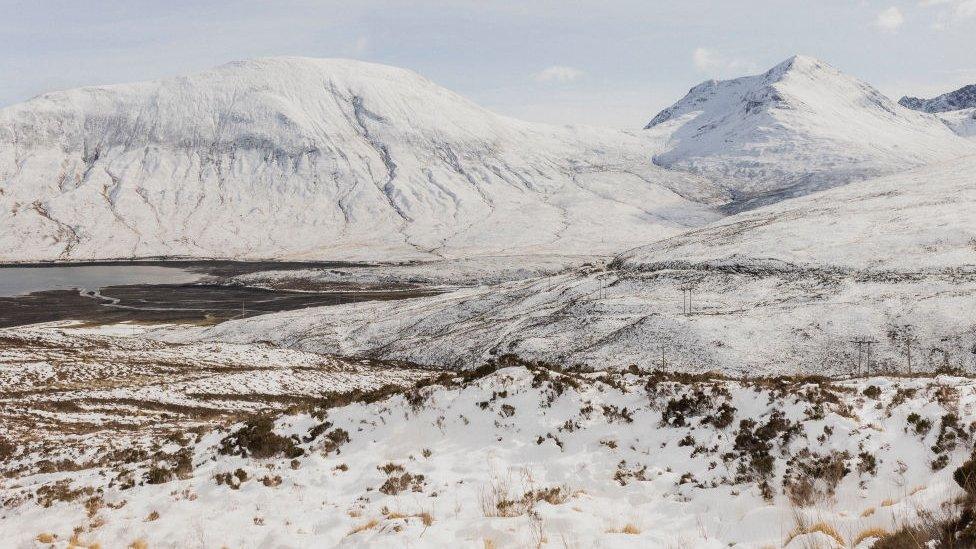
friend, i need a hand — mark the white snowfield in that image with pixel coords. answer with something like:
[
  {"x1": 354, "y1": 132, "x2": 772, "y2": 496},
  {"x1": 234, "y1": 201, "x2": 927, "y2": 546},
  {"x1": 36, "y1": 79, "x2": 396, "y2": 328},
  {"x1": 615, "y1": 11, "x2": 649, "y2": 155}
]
[
  {"x1": 2, "y1": 366, "x2": 972, "y2": 548},
  {"x1": 645, "y1": 55, "x2": 975, "y2": 211},
  {"x1": 937, "y1": 108, "x2": 976, "y2": 138},
  {"x1": 180, "y1": 157, "x2": 976, "y2": 374},
  {"x1": 617, "y1": 155, "x2": 976, "y2": 272},
  {"x1": 0, "y1": 57, "x2": 724, "y2": 262}
]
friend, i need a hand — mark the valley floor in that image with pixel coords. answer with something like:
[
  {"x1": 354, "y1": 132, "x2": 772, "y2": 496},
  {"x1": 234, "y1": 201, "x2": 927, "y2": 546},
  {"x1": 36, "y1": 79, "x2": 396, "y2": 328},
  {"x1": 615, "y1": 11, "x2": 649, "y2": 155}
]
[{"x1": 2, "y1": 321, "x2": 974, "y2": 548}]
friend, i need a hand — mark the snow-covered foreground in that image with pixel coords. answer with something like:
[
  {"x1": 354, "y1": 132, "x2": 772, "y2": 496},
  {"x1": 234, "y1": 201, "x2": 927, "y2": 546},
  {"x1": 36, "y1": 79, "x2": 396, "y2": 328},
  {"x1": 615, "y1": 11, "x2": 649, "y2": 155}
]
[
  {"x1": 2, "y1": 362, "x2": 974, "y2": 548},
  {"x1": 0, "y1": 322, "x2": 435, "y2": 469}
]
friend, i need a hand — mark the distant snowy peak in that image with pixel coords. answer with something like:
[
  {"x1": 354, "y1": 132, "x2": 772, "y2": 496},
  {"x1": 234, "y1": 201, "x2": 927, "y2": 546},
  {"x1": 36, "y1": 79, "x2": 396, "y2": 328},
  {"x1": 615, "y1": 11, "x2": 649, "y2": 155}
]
[
  {"x1": 900, "y1": 84, "x2": 976, "y2": 113},
  {"x1": 645, "y1": 55, "x2": 846, "y2": 129},
  {"x1": 644, "y1": 55, "x2": 974, "y2": 212}
]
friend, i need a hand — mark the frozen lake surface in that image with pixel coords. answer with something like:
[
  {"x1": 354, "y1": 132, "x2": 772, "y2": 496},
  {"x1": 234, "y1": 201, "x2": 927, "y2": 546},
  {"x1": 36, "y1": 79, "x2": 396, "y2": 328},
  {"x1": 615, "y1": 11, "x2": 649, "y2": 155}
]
[{"x1": 0, "y1": 265, "x2": 202, "y2": 297}]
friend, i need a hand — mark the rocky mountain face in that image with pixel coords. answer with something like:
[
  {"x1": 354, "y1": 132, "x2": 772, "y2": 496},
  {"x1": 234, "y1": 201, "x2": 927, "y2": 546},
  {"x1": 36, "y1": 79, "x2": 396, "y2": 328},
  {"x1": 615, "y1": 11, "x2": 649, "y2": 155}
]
[
  {"x1": 644, "y1": 55, "x2": 974, "y2": 212},
  {"x1": 900, "y1": 83, "x2": 976, "y2": 113},
  {"x1": 0, "y1": 57, "x2": 725, "y2": 262}
]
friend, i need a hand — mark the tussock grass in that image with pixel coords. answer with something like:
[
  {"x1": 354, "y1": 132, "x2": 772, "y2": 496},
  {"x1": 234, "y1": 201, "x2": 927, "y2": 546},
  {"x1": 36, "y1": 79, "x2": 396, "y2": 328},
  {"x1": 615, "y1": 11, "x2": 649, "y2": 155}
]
[
  {"x1": 785, "y1": 517, "x2": 845, "y2": 548},
  {"x1": 852, "y1": 527, "x2": 889, "y2": 546},
  {"x1": 348, "y1": 518, "x2": 379, "y2": 535}
]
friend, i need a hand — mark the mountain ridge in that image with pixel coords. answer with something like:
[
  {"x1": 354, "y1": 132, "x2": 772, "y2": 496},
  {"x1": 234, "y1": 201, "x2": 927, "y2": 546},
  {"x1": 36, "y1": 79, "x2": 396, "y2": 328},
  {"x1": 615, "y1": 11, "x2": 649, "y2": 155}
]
[
  {"x1": 0, "y1": 56, "x2": 724, "y2": 262},
  {"x1": 900, "y1": 83, "x2": 976, "y2": 113}
]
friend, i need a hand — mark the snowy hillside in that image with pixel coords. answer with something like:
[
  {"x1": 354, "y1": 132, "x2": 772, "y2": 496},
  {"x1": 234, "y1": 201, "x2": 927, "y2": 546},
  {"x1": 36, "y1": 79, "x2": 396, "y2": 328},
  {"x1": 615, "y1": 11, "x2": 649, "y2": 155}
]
[
  {"x1": 900, "y1": 83, "x2": 976, "y2": 113},
  {"x1": 3, "y1": 331, "x2": 973, "y2": 548},
  {"x1": 181, "y1": 157, "x2": 976, "y2": 374},
  {"x1": 617, "y1": 155, "x2": 976, "y2": 271},
  {"x1": 937, "y1": 108, "x2": 976, "y2": 138},
  {"x1": 0, "y1": 57, "x2": 724, "y2": 262},
  {"x1": 644, "y1": 55, "x2": 974, "y2": 212}
]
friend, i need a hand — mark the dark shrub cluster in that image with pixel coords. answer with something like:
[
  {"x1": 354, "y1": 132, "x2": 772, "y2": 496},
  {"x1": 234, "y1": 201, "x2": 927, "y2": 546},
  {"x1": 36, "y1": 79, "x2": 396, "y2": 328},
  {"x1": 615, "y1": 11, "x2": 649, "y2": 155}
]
[{"x1": 219, "y1": 416, "x2": 304, "y2": 459}]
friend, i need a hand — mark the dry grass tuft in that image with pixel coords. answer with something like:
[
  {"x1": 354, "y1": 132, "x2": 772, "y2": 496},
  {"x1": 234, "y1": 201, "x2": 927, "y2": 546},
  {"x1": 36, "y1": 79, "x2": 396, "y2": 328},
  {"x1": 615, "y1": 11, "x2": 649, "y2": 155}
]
[
  {"x1": 607, "y1": 523, "x2": 641, "y2": 534},
  {"x1": 381, "y1": 507, "x2": 433, "y2": 526},
  {"x1": 881, "y1": 497, "x2": 898, "y2": 507},
  {"x1": 860, "y1": 506, "x2": 876, "y2": 517},
  {"x1": 784, "y1": 521, "x2": 845, "y2": 547},
  {"x1": 68, "y1": 531, "x2": 90, "y2": 547},
  {"x1": 128, "y1": 540, "x2": 148, "y2": 549},
  {"x1": 852, "y1": 527, "x2": 889, "y2": 546},
  {"x1": 348, "y1": 518, "x2": 379, "y2": 535},
  {"x1": 479, "y1": 476, "x2": 570, "y2": 518},
  {"x1": 36, "y1": 533, "x2": 57, "y2": 544},
  {"x1": 145, "y1": 510, "x2": 160, "y2": 522},
  {"x1": 483, "y1": 540, "x2": 496, "y2": 549}
]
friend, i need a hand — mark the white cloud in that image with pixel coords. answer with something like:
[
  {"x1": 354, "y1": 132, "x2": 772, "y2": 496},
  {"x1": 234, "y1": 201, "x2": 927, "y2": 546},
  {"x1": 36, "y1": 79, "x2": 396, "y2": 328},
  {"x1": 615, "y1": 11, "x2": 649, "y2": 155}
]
[
  {"x1": 921, "y1": 0, "x2": 976, "y2": 28},
  {"x1": 875, "y1": 6, "x2": 905, "y2": 31},
  {"x1": 347, "y1": 36, "x2": 370, "y2": 56},
  {"x1": 691, "y1": 47, "x2": 757, "y2": 76},
  {"x1": 533, "y1": 65, "x2": 584, "y2": 84},
  {"x1": 692, "y1": 47, "x2": 718, "y2": 71},
  {"x1": 958, "y1": 0, "x2": 976, "y2": 18}
]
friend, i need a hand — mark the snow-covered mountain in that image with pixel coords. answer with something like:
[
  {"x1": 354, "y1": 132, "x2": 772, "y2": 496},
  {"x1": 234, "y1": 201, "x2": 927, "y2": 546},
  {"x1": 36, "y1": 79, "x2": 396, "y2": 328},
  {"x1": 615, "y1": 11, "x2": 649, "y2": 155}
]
[
  {"x1": 0, "y1": 57, "x2": 725, "y2": 262},
  {"x1": 645, "y1": 55, "x2": 974, "y2": 212},
  {"x1": 900, "y1": 83, "x2": 976, "y2": 113},
  {"x1": 187, "y1": 155, "x2": 976, "y2": 374}
]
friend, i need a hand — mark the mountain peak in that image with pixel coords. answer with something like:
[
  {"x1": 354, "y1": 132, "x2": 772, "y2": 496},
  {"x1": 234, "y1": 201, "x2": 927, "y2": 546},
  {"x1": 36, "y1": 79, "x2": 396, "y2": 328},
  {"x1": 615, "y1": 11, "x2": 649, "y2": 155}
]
[
  {"x1": 899, "y1": 83, "x2": 976, "y2": 113},
  {"x1": 643, "y1": 54, "x2": 971, "y2": 211},
  {"x1": 645, "y1": 55, "x2": 842, "y2": 130},
  {"x1": 767, "y1": 54, "x2": 827, "y2": 76}
]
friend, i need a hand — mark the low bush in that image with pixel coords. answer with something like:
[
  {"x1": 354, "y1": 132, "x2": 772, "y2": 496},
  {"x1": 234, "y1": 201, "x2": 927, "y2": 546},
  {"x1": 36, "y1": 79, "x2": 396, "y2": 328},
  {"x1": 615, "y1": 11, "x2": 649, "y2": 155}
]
[{"x1": 219, "y1": 416, "x2": 304, "y2": 459}]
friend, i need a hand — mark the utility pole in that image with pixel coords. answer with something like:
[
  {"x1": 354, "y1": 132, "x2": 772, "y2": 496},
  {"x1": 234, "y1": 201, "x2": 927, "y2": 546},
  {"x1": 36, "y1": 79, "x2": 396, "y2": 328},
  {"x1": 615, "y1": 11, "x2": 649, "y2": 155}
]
[
  {"x1": 904, "y1": 333, "x2": 919, "y2": 375},
  {"x1": 680, "y1": 286, "x2": 693, "y2": 315},
  {"x1": 852, "y1": 337, "x2": 878, "y2": 377}
]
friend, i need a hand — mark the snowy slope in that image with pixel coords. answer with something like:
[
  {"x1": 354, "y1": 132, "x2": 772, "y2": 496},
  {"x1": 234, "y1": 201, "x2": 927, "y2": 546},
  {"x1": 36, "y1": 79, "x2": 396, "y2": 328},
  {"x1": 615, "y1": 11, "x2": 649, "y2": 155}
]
[
  {"x1": 0, "y1": 57, "x2": 725, "y2": 262},
  {"x1": 617, "y1": 155, "x2": 976, "y2": 271},
  {"x1": 936, "y1": 108, "x2": 976, "y2": 138},
  {"x1": 900, "y1": 83, "x2": 976, "y2": 113},
  {"x1": 645, "y1": 55, "x2": 974, "y2": 212},
  {"x1": 180, "y1": 157, "x2": 976, "y2": 374},
  {"x1": 3, "y1": 353, "x2": 972, "y2": 548}
]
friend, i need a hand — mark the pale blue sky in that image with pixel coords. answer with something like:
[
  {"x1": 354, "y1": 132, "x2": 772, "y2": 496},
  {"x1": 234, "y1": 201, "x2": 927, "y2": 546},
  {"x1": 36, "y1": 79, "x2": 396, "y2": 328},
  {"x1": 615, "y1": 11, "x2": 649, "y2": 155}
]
[{"x1": 2, "y1": 0, "x2": 975, "y2": 128}]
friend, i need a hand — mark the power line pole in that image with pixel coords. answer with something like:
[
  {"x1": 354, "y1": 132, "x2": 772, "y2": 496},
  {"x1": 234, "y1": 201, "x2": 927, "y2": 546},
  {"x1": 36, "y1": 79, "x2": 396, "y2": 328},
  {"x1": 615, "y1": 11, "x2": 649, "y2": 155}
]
[
  {"x1": 680, "y1": 286, "x2": 693, "y2": 315},
  {"x1": 904, "y1": 333, "x2": 918, "y2": 375},
  {"x1": 852, "y1": 337, "x2": 877, "y2": 377}
]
